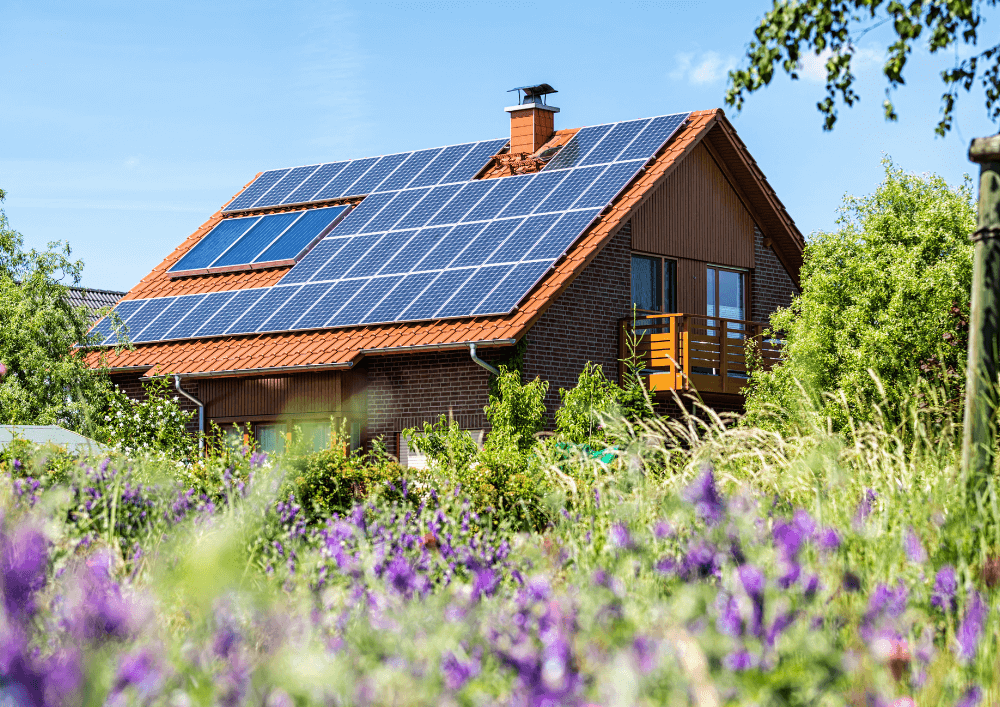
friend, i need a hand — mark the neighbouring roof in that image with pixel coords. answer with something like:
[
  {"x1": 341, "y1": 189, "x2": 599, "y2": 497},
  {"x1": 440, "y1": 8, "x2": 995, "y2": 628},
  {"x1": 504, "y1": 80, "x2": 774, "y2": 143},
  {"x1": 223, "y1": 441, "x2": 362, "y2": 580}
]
[
  {"x1": 84, "y1": 109, "x2": 803, "y2": 378},
  {"x1": 0, "y1": 425, "x2": 106, "y2": 454},
  {"x1": 67, "y1": 286, "x2": 126, "y2": 324}
]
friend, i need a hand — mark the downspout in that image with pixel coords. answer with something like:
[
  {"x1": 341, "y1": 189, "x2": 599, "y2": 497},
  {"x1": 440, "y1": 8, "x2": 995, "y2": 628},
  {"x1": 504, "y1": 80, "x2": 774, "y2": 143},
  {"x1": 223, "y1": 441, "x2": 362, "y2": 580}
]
[
  {"x1": 469, "y1": 343, "x2": 499, "y2": 376},
  {"x1": 173, "y1": 375, "x2": 205, "y2": 453}
]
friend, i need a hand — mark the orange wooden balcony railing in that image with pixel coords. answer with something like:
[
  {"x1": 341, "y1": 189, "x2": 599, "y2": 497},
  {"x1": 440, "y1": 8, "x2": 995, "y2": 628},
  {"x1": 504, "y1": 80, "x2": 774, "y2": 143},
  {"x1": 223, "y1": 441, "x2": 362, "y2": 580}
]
[{"x1": 618, "y1": 313, "x2": 783, "y2": 396}]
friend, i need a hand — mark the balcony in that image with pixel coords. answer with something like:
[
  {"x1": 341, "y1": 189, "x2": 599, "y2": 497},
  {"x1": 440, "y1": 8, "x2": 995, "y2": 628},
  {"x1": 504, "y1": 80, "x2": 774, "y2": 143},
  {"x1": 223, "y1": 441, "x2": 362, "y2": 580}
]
[{"x1": 618, "y1": 313, "x2": 782, "y2": 397}]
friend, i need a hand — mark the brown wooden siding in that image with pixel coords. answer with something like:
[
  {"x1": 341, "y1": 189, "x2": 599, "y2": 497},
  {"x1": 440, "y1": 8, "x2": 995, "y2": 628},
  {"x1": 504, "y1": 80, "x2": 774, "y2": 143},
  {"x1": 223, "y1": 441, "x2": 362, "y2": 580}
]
[
  {"x1": 631, "y1": 142, "x2": 754, "y2": 269},
  {"x1": 675, "y1": 258, "x2": 707, "y2": 315},
  {"x1": 202, "y1": 371, "x2": 349, "y2": 422}
]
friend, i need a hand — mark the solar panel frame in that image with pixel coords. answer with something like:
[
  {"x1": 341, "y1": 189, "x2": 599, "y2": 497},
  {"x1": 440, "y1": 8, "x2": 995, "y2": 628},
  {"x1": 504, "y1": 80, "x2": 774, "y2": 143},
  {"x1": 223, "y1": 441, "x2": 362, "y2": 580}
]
[
  {"x1": 259, "y1": 281, "x2": 335, "y2": 332},
  {"x1": 396, "y1": 269, "x2": 475, "y2": 322},
  {"x1": 290, "y1": 279, "x2": 367, "y2": 330},
  {"x1": 169, "y1": 217, "x2": 260, "y2": 273},
  {"x1": 348, "y1": 153, "x2": 411, "y2": 196},
  {"x1": 227, "y1": 286, "x2": 299, "y2": 335},
  {"x1": 408, "y1": 143, "x2": 475, "y2": 188},
  {"x1": 134, "y1": 294, "x2": 206, "y2": 343},
  {"x1": 443, "y1": 138, "x2": 508, "y2": 182},
  {"x1": 543, "y1": 124, "x2": 615, "y2": 171},
  {"x1": 579, "y1": 119, "x2": 651, "y2": 167},
  {"x1": 473, "y1": 260, "x2": 552, "y2": 315},
  {"x1": 196, "y1": 289, "x2": 268, "y2": 338},
  {"x1": 312, "y1": 157, "x2": 379, "y2": 201},
  {"x1": 253, "y1": 205, "x2": 350, "y2": 264},
  {"x1": 394, "y1": 183, "x2": 463, "y2": 229},
  {"x1": 166, "y1": 291, "x2": 238, "y2": 339},
  {"x1": 121, "y1": 297, "x2": 175, "y2": 342}
]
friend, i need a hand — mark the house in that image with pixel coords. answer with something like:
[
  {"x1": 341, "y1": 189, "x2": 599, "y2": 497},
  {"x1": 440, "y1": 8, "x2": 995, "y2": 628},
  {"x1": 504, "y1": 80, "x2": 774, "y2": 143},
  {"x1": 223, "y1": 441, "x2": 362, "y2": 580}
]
[{"x1": 83, "y1": 85, "x2": 802, "y2": 462}]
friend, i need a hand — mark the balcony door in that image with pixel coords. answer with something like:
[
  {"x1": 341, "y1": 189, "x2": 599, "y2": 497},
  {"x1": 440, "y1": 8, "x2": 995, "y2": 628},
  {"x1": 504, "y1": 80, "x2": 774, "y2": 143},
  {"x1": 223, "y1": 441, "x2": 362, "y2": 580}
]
[{"x1": 631, "y1": 254, "x2": 677, "y2": 315}]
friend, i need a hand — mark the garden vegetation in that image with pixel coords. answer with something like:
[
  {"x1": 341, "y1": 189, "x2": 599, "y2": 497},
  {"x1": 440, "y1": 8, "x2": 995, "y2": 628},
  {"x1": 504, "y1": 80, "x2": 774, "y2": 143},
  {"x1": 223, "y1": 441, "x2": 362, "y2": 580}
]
[{"x1": 0, "y1": 165, "x2": 997, "y2": 705}]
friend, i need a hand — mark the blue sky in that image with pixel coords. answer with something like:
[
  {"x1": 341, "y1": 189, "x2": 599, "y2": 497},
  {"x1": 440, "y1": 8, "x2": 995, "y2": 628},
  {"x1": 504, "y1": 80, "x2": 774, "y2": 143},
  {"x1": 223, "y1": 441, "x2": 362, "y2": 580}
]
[{"x1": 2, "y1": 0, "x2": 997, "y2": 292}]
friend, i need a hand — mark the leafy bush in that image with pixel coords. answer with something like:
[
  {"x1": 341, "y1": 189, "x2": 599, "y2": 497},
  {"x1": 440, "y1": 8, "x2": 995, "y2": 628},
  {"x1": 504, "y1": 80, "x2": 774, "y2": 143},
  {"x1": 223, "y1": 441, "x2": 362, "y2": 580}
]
[
  {"x1": 746, "y1": 159, "x2": 975, "y2": 429},
  {"x1": 554, "y1": 362, "x2": 621, "y2": 446},
  {"x1": 101, "y1": 377, "x2": 196, "y2": 458}
]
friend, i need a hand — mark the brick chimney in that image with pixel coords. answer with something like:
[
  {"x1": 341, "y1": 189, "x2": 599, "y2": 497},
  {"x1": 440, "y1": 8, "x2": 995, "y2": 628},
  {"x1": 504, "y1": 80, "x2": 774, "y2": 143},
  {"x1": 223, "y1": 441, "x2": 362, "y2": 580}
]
[{"x1": 505, "y1": 84, "x2": 559, "y2": 155}]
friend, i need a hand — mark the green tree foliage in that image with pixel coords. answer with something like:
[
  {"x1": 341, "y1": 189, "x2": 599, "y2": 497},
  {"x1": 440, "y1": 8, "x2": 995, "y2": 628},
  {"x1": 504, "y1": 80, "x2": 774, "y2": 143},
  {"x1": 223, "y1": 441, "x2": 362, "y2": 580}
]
[
  {"x1": 554, "y1": 362, "x2": 621, "y2": 446},
  {"x1": 726, "y1": 0, "x2": 999, "y2": 135},
  {"x1": 745, "y1": 159, "x2": 976, "y2": 428},
  {"x1": 0, "y1": 188, "x2": 110, "y2": 432}
]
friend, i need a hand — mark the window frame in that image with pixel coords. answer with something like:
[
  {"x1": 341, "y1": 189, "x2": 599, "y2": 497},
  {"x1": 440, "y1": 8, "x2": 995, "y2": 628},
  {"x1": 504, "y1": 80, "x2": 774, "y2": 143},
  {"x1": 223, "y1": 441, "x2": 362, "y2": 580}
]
[
  {"x1": 706, "y1": 264, "x2": 749, "y2": 322},
  {"x1": 630, "y1": 251, "x2": 678, "y2": 314}
]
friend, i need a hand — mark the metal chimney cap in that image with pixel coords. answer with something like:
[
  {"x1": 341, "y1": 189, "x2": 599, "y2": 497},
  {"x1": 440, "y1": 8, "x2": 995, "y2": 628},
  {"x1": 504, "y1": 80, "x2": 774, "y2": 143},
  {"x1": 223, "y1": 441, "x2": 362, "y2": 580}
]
[{"x1": 508, "y1": 83, "x2": 558, "y2": 106}]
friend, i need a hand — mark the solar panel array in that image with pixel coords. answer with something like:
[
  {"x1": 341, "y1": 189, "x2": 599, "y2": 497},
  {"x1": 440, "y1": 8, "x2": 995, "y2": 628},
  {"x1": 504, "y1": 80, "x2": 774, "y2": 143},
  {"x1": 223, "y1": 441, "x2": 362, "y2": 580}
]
[
  {"x1": 169, "y1": 205, "x2": 350, "y2": 273},
  {"x1": 91, "y1": 113, "x2": 689, "y2": 346},
  {"x1": 223, "y1": 139, "x2": 510, "y2": 212}
]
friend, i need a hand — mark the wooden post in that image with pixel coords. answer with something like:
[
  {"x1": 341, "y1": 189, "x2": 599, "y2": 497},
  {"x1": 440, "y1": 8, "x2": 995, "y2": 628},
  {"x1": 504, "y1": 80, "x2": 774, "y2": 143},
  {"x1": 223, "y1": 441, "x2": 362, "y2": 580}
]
[
  {"x1": 671, "y1": 314, "x2": 680, "y2": 389},
  {"x1": 962, "y1": 134, "x2": 1000, "y2": 502},
  {"x1": 720, "y1": 320, "x2": 729, "y2": 393}
]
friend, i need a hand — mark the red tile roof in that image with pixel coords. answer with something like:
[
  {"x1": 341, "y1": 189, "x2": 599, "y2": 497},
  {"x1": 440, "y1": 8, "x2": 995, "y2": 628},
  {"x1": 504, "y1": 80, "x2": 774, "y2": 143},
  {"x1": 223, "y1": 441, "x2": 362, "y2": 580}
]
[{"x1": 86, "y1": 109, "x2": 801, "y2": 378}]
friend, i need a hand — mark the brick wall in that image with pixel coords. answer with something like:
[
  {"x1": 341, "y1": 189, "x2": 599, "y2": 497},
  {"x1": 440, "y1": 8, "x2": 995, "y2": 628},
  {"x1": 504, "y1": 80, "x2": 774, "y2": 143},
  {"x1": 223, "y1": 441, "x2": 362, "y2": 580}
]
[
  {"x1": 109, "y1": 371, "x2": 203, "y2": 436},
  {"x1": 751, "y1": 226, "x2": 799, "y2": 324},
  {"x1": 522, "y1": 222, "x2": 633, "y2": 420},
  {"x1": 364, "y1": 349, "x2": 500, "y2": 457}
]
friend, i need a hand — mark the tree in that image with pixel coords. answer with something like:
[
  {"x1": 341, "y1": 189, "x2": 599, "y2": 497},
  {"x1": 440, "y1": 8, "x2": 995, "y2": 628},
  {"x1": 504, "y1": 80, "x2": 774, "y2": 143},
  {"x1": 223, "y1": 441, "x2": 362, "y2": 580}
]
[
  {"x1": 744, "y1": 159, "x2": 976, "y2": 427},
  {"x1": 0, "y1": 188, "x2": 110, "y2": 432},
  {"x1": 726, "y1": 0, "x2": 999, "y2": 136}
]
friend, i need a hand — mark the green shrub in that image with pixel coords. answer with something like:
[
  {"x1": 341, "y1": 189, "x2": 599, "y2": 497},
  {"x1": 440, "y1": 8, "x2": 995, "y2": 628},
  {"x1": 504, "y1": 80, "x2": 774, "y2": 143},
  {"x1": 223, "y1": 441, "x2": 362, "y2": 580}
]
[
  {"x1": 555, "y1": 362, "x2": 621, "y2": 446},
  {"x1": 745, "y1": 158, "x2": 975, "y2": 430},
  {"x1": 101, "y1": 377, "x2": 196, "y2": 459}
]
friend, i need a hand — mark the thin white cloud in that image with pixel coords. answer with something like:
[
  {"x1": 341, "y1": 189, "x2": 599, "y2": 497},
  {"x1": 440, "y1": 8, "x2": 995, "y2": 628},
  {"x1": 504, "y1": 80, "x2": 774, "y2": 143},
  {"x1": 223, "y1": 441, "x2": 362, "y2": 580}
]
[
  {"x1": 670, "y1": 51, "x2": 737, "y2": 85},
  {"x1": 798, "y1": 47, "x2": 882, "y2": 82}
]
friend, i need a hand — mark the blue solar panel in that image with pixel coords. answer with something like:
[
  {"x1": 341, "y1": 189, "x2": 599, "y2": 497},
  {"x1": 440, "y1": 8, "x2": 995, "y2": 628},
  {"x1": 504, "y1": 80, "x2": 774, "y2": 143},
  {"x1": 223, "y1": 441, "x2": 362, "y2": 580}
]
[
  {"x1": 349, "y1": 153, "x2": 411, "y2": 195},
  {"x1": 533, "y1": 166, "x2": 606, "y2": 213},
  {"x1": 435, "y1": 265, "x2": 510, "y2": 318},
  {"x1": 463, "y1": 175, "x2": 531, "y2": 222},
  {"x1": 475, "y1": 260, "x2": 551, "y2": 315},
  {"x1": 544, "y1": 125, "x2": 614, "y2": 171},
  {"x1": 197, "y1": 289, "x2": 267, "y2": 337},
  {"x1": 398, "y1": 269, "x2": 474, "y2": 321},
  {"x1": 284, "y1": 162, "x2": 349, "y2": 204},
  {"x1": 443, "y1": 139, "x2": 508, "y2": 182},
  {"x1": 360, "y1": 189, "x2": 430, "y2": 234},
  {"x1": 450, "y1": 219, "x2": 522, "y2": 268},
  {"x1": 170, "y1": 217, "x2": 259, "y2": 272},
  {"x1": 312, "y1": 158, "x2": 379, "y2": 201},
  {"x1": 580, "y1": 119, "x2": 650, "y2": 166},
  {"x1": 362, "y1": 272, "x2": 436, "y2": 323},
  {"x1": 328, "y1": 277, "x2": 398, "y2": 327},
  {"x1": 486, "y1": 214, "x2": 559, "y2": 264},
  {"x1": 212, "y1": 212, "x2": 301, "y2": 268},
  {"x1": 122, "y1": 298, "x2": 174, "y2": 341},
  {"x1": 311, "y1": 234, "x2": 384, "y2": 282},
  {"x1": 419, "y1": 223, "x2": 488, "y2": 270},
  {"x1": 228, "y1": 286, "x2": 299, "y2": 334},
  {"x1": 90, "y1": 299, "x2": 147, "y2": 345},
  {"x1": 260, "y1": 282, "x2": 334, "y2": 331},
  {"x1": 292, "y1": 279, "x2": 366, "y2": 330},
  {"x1": 498, "y1": 171, "x2": 567, "y2": 218},
  {"x1": 168, "y1": 291, "x2": 237, "y2": 339},
  {"x1": 126, "y1": 118, "x2": 693, "y2": 344},
  {"x1": 618, "y1": 113, "x2": 688, "y2": 162},
  {"x1": 409, "y1": 144, "x2": 475, "y2": 188},
  {"x1": 343, "y1": 230, "x2": 415, "y2": 278},
  {"x1": 135, "y1": 295, "x2": 205, "y2": 343},
  {"x1": 395, "y1": 184, "x2": 462, "y2": 229},
  {"x1": 226, "y1": 170, "x2": 289, "y2": 211},
  {"x1": 253, "y1": 165, "x2": 320, "y2": 208},
  {"x1": 332, "y1": 193, "x2": 397, "y2": 236},
  {"x1": 380, "y1": 226, "x2": 449, "y2": 274},
  {"x1": 523, "y1": 209, "x2": 601, "y2": 261},
  {"x1": 377, "y1": 149, "x2": 441, "y2": 192},
  {"x1": 255, "y1": 205, "x2": 349, "y2": 263},
  {"x1": 573, "y1": 161, "x2": 642, "y2": 209},
  {"x1": 278, "y1": 237, "x2": 350, "y2": 285},
  {"x1": 427, "y1": 180, "x2": 496, "y2": 226}
]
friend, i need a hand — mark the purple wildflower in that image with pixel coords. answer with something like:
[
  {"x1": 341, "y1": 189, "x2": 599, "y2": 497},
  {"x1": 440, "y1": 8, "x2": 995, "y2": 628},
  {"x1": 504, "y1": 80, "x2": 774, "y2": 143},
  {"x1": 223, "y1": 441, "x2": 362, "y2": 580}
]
[
  {"x1": 931, "y1": 566, "x2": 957, "y2": 612},
  {"x1": 716, "y1": 594, "x2": 743, "y2": 637},
  {"x1": 472, "y1": 568, "x2": 499, "y2": 600},
  {"x1": 441, "y1": 651, "x2": 480, "y2": 690},
  {"x1": 773, "y1": 521, "x2": 805, "y2": 560},
  {"x1": 114, "y1": 647, "x2": 163, "y2": 695},
  {"x1": 843, "y1": 571, "x2": 862, "y2": 592},
  {"x1": 853, "y1": 488, "x2": 878, "y2": 528},
  {"x1": 792, "y1": 509, "x2": 816, "y2": 539},
  {"x1": 654, "y1": 557, "x2": 677, "y2": 576},
  {"x1": 817, "y1": 527, "x2": 841, "y2": 552},
  {"x1": 956, "y1": 686, "x2": 983, "y2": 707},
  {"x1": 632, "y1": 636, "x2": 658, "y2": 673},
  {"x1": 653, "y1": 521, "x2": 673, "y2": 539},
  {"x1": 1, "y1": 522, "x2": 49, "y2": 620},
  {"x1": 723, "y1": 649, "x2": 757, "y2": 671},
  {"x1": 904, "y1": 527, "x2": 927, "y2": 564},
  {"x1": 738, "y1": 564, "x2": 765, "y2": 599},
  {"x1": 682, "y1": 466, "x2": 726, "y2": 525},
  {"x1": 955, "y1": 591, "x2": 988, "y2": 663},
  {"x1": 609, "y1": 522, "x2": 633, "y2": 550}
]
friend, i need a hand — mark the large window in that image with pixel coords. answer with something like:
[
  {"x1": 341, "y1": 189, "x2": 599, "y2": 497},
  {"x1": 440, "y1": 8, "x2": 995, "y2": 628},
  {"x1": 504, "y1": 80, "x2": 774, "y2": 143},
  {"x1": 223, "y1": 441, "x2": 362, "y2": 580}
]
[
  {"x1": 706, "y1": 266, "x2": 746, "y2": 321},
  {"x1": 631, "y1": 255, "x2": 677, "y2": 313}
]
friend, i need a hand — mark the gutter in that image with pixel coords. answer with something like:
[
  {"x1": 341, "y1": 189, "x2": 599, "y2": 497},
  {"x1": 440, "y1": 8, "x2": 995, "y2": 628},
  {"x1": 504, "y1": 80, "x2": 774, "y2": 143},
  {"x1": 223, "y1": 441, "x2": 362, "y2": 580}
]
[
  {"x1": 469, "y1": 343, "x2": 500, "y2": 376},
  {"x1": 173, "y1": 375, "x2": 205, "y2": 453}
]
